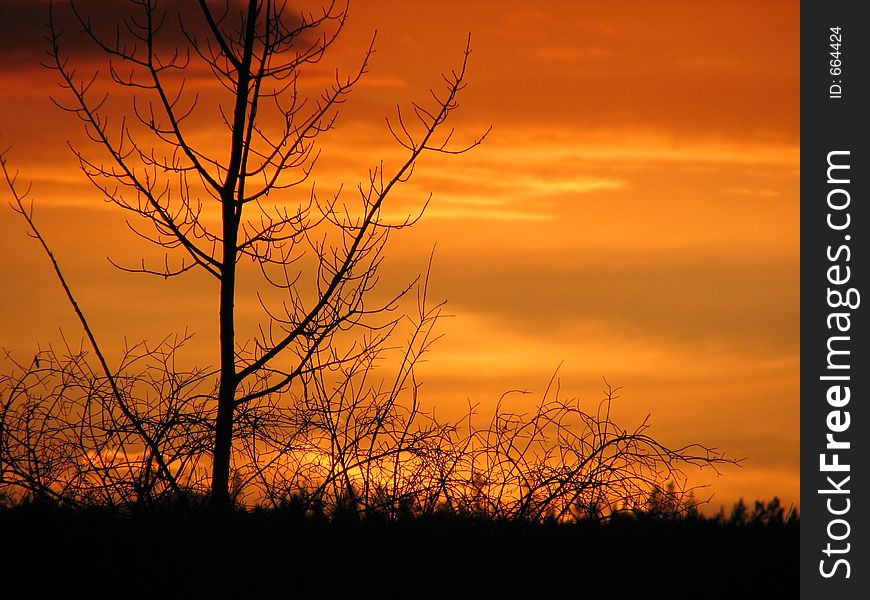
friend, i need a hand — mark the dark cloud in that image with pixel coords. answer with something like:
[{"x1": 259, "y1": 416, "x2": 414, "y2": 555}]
[
  {"x1": 0, "y1": 1, "x2": 307, "y2": 71},
  {"x1": 0, "y1": 0, "x2": 53, "y2": 68},
  {"x1": 1, "y1": 1, "x2": 174, "y2": 62}
]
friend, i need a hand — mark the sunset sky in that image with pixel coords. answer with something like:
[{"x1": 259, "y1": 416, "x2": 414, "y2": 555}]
[{"x1": 0, "y1": 0, "x2": 799, "y2": 513}]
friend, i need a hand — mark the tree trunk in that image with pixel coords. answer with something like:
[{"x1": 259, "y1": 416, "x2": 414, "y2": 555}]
[
  {"x1": 210, "y1": 0, "x2": 258, "y2": 510},
  {"x1": 211, "y1": 251, "x2": 237, "y2": 509},
  {"x1": 211, "y1": 182, "x2": 239, "y2": 508}
]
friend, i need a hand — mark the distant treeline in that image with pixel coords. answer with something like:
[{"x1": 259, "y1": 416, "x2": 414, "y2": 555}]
[{"x1": 1, "y1": 496, "x2": 797, "y2": 597}]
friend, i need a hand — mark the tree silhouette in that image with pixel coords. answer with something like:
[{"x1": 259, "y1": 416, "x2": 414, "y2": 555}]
[
  {"x1": 1, "y1": 1, "x2": 735, "y2": 518},
  {"x1": 2, "y1": 0, "x2": 484, "y2": 510}
]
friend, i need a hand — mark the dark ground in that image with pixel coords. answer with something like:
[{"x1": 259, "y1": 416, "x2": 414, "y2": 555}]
[{"x1": 0, "y1": 504, "x2": 797, "y2": 597}]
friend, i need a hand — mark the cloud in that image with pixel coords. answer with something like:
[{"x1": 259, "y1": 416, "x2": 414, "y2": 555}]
[
  {"x1": 0, "y1": 0, "x2": 308, "y2": 71},
  {"x1": 418, "y1": 252, "x2": 799, "y2": 353},
  {"x1": 0, "y1": 1, "x2": 188, "y2": 64},
  {"x1": 726, "y1": 187, "x2": 780, "y2": 198},
  {"x1": 415, "y1": 206, "x2": 555, "y2": 222}
]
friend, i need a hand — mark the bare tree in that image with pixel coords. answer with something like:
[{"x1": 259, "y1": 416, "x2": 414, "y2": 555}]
[
  {"x1": 2, "y1": 0, "x2": 484, "y2": 509},
  {"x1": 1, "y1": 1, "x2": 736, "y2": 518}
]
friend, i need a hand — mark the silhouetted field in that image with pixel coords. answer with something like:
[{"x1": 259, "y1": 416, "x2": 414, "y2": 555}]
[{"x1": 1, "y1": 499, "x2": 796, "y2": 597}]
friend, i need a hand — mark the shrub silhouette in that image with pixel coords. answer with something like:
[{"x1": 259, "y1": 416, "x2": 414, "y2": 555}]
[{"x1": 1, "y1": 344, "x2": 734, "y2": 522}]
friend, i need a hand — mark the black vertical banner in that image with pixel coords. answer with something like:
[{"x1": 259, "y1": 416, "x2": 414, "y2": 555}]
[{"x1": 802, "y1": 2, "x2": 868, "y2": 597}]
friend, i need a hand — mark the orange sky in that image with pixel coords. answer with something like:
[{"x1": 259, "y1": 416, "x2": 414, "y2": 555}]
[{"x1": 0, "y1": 0, "x2": 799, "y2": 513}]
